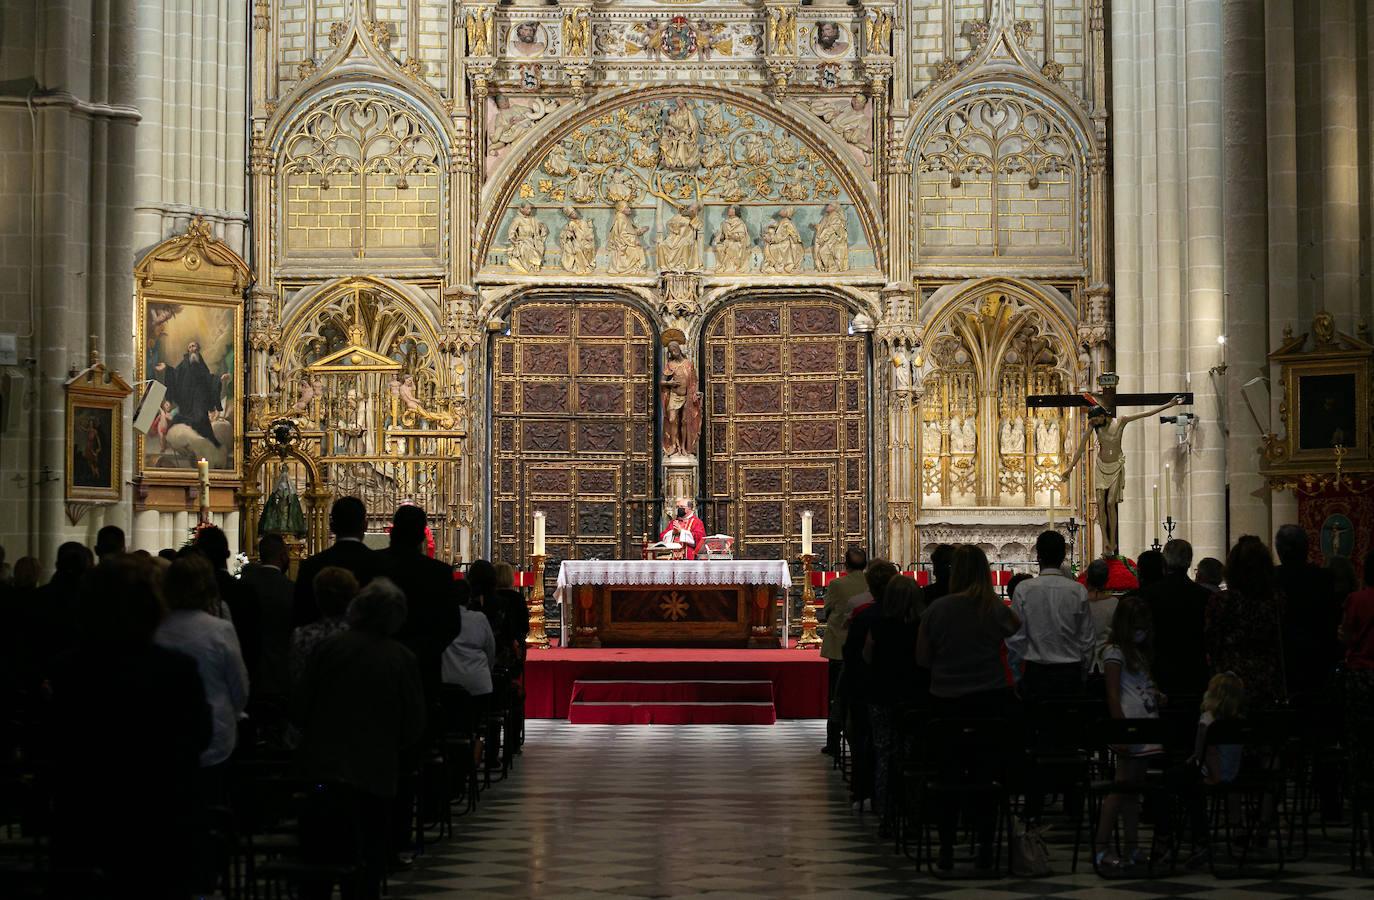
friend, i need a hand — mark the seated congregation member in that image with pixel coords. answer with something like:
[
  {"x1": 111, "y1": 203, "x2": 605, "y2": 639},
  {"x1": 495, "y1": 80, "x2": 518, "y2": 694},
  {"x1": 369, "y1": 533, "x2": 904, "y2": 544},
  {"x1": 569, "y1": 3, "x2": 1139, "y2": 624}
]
[
  {"x1": 1094, "y1": 594, "x2": 1165, "y2": 870},
  {"x1": 293, "y1": 578, "x2": 426, "y2": 900},
  {"x1": 441, "y1": 586, "x2": 498, "y2": 737},
  {"x1": 819, "y1": 547, "x2": 870, "y2": 756},
  {"x1": 294, "y1": 496, "x2": 379, "y2": 626},
  {"x1": 863, "y1": 573, "x2": 926, "y2": 835},
  {"x1": 491, "y1": 561, "x2": 531, "y2": 671},
  {"x1": 1142, "y1": 539, "x2": 1211, "y2": 700},
  {"x1": 156, "y1": 554, "x2": 250, "y2": 794},
  {"x1": 48, "y1": 555, "x2": 211, "y2": 898},
  {"x1": 1006, "y1": 530, "x2": 1094, "y2": 702},
  {"x1": 916, "y1": 545, "x2": 1021, "y2": 872},
  {"x1": 842, "y1": 559, "x2": 898, "y2": 811},
  {"x1": 659, "y1": 497, "x2": 706, "y2": 559},
  {"x1": 1205, "y1": 536, "x2": 1286, "y2": 708},
  {"x1": 290, "y1": 566, "x2": 357, "y2": 687}
]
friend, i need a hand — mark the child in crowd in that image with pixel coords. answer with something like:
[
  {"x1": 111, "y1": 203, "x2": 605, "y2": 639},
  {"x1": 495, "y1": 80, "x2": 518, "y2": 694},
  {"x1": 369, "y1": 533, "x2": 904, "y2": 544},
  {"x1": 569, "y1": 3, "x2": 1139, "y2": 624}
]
[
  {"x1": 1094, "y1": 594, "x2": 1165, "y2": 870},
  {"x1": 1180, "y1": 672, "x2": 1246, "y2": 865}
]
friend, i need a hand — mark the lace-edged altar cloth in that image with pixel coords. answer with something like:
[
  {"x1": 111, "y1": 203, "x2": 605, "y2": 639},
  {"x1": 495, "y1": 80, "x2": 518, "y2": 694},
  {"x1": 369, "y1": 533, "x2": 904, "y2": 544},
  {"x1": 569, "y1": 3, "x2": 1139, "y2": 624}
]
[{"x1": 554, "y1": 559, "x2": 793, "y2": 604}]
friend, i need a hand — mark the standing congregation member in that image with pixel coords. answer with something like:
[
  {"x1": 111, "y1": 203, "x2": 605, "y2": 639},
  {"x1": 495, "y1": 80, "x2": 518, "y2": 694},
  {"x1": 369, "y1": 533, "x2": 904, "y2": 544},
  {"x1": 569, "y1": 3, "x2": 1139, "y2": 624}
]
[
  {"x1": 294, "y1": 578, "x2": 426, "y2": 900},
  {"x1": 917, "y1": 545, "x2": 1021, "y2": 872},
  {"x1": 1006, "y1": 530, "x2": 1095, "y2": 702},
  {"x1": 1141, "y1": 539, "x2": 1211, "y2": 701},
  {"x1": 843, "y1": 560, "x2": 898, "y2": 811},
  {"x1": 294, "y1": 496, "x2": 379, "y2": 626},
  {"x1": 94, "y1": 524, "x2": 126, "y2": 562},
  {"x1": 819, "y1": 547, "x2": 869, "y2": 756},
  {"x1": 863, "y1": 573, "x2": 926, "y2": 836},
  {"x1": 1274, "y1": 525, "x2": 1341, "y2": 699},
  {"x1": 1340, "y1": 550, "x2": 1374, "y2": 779},
  {"x1": 239, "y1": 533, "x2": 296, "y2": 741},
  {"x1": 1205, "y1": 537, "x2": 1285, "y2": 708}
]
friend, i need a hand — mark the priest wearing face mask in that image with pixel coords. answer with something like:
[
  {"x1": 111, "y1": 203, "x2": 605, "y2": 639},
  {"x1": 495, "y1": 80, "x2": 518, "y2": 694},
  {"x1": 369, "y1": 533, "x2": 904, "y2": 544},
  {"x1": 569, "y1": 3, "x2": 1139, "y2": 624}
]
[{"x1": 660, "y1": 497, "x2": 706, "y2": 560}]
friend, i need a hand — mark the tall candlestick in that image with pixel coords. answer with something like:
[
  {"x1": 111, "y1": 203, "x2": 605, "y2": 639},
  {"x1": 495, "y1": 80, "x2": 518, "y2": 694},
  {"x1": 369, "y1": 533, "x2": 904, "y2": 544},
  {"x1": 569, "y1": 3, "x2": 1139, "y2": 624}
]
[
  {"x1": 197, "y1": 458, "x2": 211, "y2": 525},
  {"x1": 1163, "y1": 464, "x2": 1172, "y2": 521},
  {"x1": 533, "y1": 510, "x2": 546, "y2": 557},
  {"x1": 800, "y1": 510, "x2": 813, "y2": 557},
  {"x1": 1153, "y1": 483, "x2": 1160, "y2": 540},
  {"x1": 1048, "y1": 506, "x2": 1055, "y2": 529}
]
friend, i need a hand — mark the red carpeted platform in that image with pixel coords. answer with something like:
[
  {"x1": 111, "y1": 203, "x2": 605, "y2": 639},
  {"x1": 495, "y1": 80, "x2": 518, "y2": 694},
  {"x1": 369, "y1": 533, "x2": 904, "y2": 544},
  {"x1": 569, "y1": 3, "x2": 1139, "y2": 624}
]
[{"x1": 524, "y1": 647, "x2": 829, "y2": 720}]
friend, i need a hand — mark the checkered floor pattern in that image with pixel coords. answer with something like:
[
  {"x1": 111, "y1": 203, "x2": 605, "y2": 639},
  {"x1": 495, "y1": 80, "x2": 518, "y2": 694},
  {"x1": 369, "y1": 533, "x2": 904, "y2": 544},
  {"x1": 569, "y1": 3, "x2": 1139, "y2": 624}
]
[{"x1": 390, "y1": 721, "x2": 1372, "y2": 898}]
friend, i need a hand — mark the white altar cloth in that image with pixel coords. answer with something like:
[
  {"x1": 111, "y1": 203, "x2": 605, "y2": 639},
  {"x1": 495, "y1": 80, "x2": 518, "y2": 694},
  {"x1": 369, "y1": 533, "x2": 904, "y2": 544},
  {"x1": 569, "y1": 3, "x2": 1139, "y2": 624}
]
[{"x1": 554, "y1": 559, "x2": 793, "y2": 603}]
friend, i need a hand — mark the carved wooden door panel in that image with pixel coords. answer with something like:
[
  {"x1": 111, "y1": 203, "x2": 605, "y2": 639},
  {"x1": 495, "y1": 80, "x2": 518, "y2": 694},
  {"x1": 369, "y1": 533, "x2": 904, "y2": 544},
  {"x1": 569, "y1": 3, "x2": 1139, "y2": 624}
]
[
  {"x1": 491, "y1": 301, "x2": 656, "y2": 565},
  {"x1": 703, "y1": 299, "x2": 869, "y2": 566}
]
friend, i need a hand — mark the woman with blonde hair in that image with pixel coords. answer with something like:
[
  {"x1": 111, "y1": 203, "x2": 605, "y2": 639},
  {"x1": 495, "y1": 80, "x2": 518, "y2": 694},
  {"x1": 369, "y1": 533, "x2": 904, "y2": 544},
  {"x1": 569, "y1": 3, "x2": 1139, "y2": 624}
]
[{"x1": 916, "y1": 544, "x2": 1021, "y2": 871}]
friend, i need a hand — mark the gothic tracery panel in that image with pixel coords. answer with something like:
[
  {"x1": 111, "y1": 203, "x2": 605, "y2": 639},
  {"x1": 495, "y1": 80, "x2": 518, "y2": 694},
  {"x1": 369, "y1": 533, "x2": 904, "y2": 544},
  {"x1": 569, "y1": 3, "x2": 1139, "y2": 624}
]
[
  {"x1": 704, "y1": 298, "x2": 868, "y2": 566},
  {"x1": 492, "y1": 300, "x2": 656, "y2": 565}
]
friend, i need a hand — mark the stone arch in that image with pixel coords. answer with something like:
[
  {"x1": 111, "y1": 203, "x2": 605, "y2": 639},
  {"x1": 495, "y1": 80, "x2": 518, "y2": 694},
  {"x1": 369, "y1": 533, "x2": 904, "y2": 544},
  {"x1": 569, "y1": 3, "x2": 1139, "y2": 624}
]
[
  {"x1": 905, "y1": 81, "x2": 1093, "y2": 268},
  {"x1": 475, "y1": 86, "x2": 883, "y2": 277}
]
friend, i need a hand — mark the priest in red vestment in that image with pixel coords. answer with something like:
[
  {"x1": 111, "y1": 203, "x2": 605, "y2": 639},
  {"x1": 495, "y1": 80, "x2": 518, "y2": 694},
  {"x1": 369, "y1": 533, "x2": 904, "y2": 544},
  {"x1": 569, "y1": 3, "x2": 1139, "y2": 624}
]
[{"x1": 659, "y1": 498, "x2": 706, "y2": 560}]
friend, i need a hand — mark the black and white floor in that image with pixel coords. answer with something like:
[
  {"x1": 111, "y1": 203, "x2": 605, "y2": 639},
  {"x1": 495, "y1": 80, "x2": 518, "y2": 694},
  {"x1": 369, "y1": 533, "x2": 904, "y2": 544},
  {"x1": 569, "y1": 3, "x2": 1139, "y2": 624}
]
[{"x1": 389, "y1": 721, "x2": 1373, "y2": 898}]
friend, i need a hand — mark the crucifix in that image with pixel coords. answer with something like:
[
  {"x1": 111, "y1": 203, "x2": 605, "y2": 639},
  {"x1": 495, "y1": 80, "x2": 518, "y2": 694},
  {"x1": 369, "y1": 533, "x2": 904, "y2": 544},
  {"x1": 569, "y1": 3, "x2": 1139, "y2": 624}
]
[{"x1": 1027, "y1": 373, "x2": 1193, "y2": 558}]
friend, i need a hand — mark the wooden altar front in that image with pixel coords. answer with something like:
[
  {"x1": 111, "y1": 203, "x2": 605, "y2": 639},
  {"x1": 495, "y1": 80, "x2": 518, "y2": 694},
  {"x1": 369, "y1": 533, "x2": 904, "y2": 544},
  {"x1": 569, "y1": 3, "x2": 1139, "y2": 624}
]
[{"x1": 556, "y1": 560, "x2": 793, "y2": 649}]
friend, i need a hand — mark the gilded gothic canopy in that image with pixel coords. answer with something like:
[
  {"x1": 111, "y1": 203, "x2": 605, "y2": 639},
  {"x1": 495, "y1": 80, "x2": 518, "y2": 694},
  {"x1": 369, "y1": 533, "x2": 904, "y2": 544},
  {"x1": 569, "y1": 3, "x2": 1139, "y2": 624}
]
[{"x1": 481, "y1": 94, "x2": 877, "y2": 279}]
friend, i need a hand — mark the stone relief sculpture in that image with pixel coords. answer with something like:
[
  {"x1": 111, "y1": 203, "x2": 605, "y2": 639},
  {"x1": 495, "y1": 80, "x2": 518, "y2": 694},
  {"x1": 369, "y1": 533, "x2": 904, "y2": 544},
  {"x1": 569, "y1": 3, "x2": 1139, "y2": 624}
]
[
  {"x1": 807, "y1": 96, "x2": 874, "y2": 170},
  {"x1": 712, "y1": 205, "x2": 751, "y2": 272},
  {"x1": 922, "y1": 420, "x2": 943, "y2": 455},
  {"x1": 559, "y1": 207, "x2": 597, "y2": 275},
  {"x1": 543, "y1": 145, "x2": 574, "y2": 177},
  {"x1": 890, "y1": 347, "x2": 912, "y2": 393},
  {"x1": 951, "y1": 416, "x2": 977, "y2": 454},
  {"x1": 605, "y1": 168, "x2": 639, "y2": 203},
  {"x1": 563, "y1": 8, "x2": 590, "y2": 57},
  {"x1": 466, "y1": 7, "x2": 493, "y2": 56},
  {"x1": 1035, "y1": 416, "x2": 1060, "y2": 455},
  {"x1": 999, "y1": 416, "x2": 1025, "y2": 456},
  {"x1": 487, "y1": 95, "x2": 557, "y2": 157},
  {"x1": 507, "y1": 204, "x2": 548, "y2": 273},
  {"x1": 767, "y1": 7, "x2": 796, "y2": 55},
  {"x1": 660, "y1": 98, "x2": 702, "y2": 170},
  {"x1": 607, "y1": 201, "x2": 649, "y2": 274},
  {"x1": 760, "y1": 208, "x2": 803, "y2": 274},
  {"x1": 867, "y1": 9, "x2": 894, "y2": 55},
  {"x1": 657, "y1": 204, "x2": 702, "y2": 270},
  {"x1": 569, "y1": 168, "x2": 597, "y2": 203},
  {"x1": 812, "y1": 203, "x2": 850, "y2": 273}
]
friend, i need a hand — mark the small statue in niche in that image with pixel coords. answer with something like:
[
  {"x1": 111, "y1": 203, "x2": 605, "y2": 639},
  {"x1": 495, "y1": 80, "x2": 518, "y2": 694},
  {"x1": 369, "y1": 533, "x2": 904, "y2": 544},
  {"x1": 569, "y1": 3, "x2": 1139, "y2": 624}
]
[
  {"x1": 660, "y1": 341, "x2": 702, "y2": 457},
  {"x1": 259, "y1": 465, "x2": 307, "y2": 538},
  {"x1": 921, "y1": 419, "x2": 943, "y2": 455},
  {"x1": 1035, "y1": 416, "x2": 1060, "y2": 455},
  {"x1": 951, "y1": 416, "x2": 977, "y2": 454},
  {"x1": 291, "y1": 374, "x2": 324, "y2": 419},
  {"x1": 890, "y1": 347, "x2": 912, "y2": 393}
]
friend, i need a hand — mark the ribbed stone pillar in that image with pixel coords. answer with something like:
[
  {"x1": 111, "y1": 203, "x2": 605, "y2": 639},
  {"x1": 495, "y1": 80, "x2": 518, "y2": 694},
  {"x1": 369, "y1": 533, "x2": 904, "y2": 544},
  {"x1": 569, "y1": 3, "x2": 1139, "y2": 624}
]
[{"x1": 1319, "y1": 0, "x2": 1361, "y2": 330}]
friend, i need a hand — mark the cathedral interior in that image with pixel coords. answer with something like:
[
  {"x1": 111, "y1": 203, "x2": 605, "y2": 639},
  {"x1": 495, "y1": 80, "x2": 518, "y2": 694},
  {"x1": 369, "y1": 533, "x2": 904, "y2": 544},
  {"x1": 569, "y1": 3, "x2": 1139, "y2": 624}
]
[{"x1": 1, "y1": 0, "x2": 1372, "y2": 574}]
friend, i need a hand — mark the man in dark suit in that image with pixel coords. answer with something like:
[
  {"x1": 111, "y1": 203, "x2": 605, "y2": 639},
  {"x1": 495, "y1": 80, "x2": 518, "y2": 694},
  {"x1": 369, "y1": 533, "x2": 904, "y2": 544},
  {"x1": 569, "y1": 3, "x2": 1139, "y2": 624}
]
[
  {"x1": 1141, "y1": 538, "x2": 1211, "y2": 700},
  {"x1": 293, "y1": 497, "x2": 378, "y2": 626},
  {"x1": 240, "y1": 534, "x2": 295, "y2": 743},
  {"x1": 374, "y1": 505, "x2": 461, "y2": 702},
  {"x1": 1275, "y1": 524, "x2": 1342, "y2": 699}
]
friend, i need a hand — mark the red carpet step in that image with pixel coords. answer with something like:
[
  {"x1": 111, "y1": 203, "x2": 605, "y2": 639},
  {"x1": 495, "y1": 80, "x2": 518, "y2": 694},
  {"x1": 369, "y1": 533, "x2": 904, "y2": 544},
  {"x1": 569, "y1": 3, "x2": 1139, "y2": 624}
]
[{"x1": 568, "y1": 679, "x2": 778, "y2": 725}]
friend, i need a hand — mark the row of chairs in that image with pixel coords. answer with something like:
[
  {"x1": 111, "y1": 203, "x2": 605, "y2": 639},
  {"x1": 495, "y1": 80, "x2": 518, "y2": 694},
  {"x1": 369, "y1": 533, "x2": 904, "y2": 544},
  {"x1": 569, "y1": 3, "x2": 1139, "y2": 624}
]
[{"x1": 837, "y1": 695, "x2": 1374, "y2": 880}]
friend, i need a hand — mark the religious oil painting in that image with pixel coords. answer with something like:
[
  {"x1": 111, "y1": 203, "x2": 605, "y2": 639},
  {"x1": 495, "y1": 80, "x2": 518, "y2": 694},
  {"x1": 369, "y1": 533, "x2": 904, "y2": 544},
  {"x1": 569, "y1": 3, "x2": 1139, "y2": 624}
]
[
  {"x1": 67, "y1": 403, "x2": 119, "y2": 500},
  {"x1": 1297, "y1": 371, "x2": 1359, "y2": 452},
  {"x1": 139, "y1": 296, "x2": 242, "y2": 475}
]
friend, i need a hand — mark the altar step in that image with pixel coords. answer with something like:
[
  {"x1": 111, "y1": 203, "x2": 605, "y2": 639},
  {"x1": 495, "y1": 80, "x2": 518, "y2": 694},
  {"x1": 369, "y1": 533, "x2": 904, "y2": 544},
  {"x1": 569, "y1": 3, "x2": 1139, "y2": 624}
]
[{"x1": 568, "y1": 679, "x2": 777, "y2": 725}]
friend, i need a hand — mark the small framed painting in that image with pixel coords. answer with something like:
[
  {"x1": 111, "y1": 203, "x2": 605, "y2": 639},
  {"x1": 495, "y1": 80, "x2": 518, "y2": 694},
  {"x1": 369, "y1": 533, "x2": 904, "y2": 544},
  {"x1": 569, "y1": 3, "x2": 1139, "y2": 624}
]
[{"x1": 65, "y1": 361, "x2": 131, "y2": 504}]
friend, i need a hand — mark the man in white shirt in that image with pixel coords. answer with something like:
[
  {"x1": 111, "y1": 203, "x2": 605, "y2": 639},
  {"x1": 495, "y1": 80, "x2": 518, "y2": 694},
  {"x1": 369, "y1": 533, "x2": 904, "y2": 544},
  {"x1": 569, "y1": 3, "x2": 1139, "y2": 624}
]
[{"x1": 1006, "y1": 530, "x2": 1096, "y2": 702}]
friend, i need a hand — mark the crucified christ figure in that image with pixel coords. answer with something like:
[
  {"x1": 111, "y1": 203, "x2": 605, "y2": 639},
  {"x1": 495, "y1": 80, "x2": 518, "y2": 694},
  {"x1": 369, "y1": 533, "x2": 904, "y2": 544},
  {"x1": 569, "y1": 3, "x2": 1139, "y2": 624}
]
[{"x1": 1061, "y1": 394, "x2": 1186, "y2": 558}]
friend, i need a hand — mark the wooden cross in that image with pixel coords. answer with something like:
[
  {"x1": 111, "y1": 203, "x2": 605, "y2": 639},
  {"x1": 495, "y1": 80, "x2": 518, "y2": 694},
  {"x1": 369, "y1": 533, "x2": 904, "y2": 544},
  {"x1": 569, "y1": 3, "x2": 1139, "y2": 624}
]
[{"x1": 1026, "y1": 373, "x2": 1193, "y2": 414}]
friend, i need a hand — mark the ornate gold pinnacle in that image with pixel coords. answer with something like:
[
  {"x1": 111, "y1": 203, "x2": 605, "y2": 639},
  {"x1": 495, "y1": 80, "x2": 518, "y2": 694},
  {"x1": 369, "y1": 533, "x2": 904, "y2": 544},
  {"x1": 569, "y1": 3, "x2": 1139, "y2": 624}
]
[
  {"x1": 526, "y1": 554, "x2": 551, "y2": 649},
  {"x1": 796, "y1": 553, "x2": 822, "y2": 649}
]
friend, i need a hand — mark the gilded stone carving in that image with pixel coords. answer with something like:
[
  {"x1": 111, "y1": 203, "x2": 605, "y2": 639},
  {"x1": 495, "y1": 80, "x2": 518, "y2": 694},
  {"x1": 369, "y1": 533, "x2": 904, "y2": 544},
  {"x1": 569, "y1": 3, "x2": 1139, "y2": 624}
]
[
  {"x1": 607, "y1": 202, "x2": 649, "y2": 274},
  {"x1": 712, "y1": 205, "x2": 752, "y2": 272},
  {"x1": 760, "y1": 208, "x2": 803, "y2": 274},
  {"x1": 563, "y1": 8, "x2": 590, "y2": 57},
  {"x1": 657, "y1": 204, "x2": 702, "y2": 270},
  {"x1": 766, "y1": 7, "x2": 797, "y2": 56},
  {"x1": 807, "y1": 96, "x2": 874, "y2": 171},
  {"x1": 506, "y1": 204, "x2": 549, "y2": 273},
  {"x1": 559, "y1": 208, "x2": 597, "y2": 275},
  {"x1": 866, "y1": 9, "x2": 894, "y2": 55},
  {"x1": 486, "y1": 94, "x2": 558, "y2": 160},
  {"x1": 466, "y1": 7, "x2": 494, "y2": 56},
  {"x1": 660, "y1": 98, "x2": 702, "y2": 170},
  {"x1": 812, "y1": 203, "x2": 850, "y2": 273}
]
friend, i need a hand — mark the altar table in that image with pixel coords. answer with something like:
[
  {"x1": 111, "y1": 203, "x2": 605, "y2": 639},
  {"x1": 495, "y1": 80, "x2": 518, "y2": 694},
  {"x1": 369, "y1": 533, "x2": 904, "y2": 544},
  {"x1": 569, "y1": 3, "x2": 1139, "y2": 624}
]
[{"x1": 555, "y1": 560, "x2": 793, "y2": 648}]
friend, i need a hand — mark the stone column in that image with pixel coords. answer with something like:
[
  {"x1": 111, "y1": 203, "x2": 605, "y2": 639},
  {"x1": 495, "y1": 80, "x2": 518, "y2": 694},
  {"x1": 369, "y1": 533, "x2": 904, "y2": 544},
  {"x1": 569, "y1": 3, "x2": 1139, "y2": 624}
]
[
  {"x1": 1222, "y1": 0, "x2": 1272, "y2": 544},
  {"x1": 1319, "y1": 0, "x2": 1361, "y2": 330}
]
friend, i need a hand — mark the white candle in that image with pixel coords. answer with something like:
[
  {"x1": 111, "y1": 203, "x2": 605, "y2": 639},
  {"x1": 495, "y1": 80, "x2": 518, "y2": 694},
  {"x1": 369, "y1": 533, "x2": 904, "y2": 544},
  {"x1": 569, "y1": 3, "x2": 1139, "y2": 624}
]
[
  {"x1": 1153, "y1": 483, "x2": 1160, "y2": 538},
  {"x1": 1163, "y1": 464, "x2": 1172, "y2": 521},
  {"x1": 533, "y1": 510, "x2": 546, "y2": 557},
  {"x1": 197, "y1": 457, "x2": 210, "y2": 482},
  {"x1": 800, "y1": 510, "x2": 813, "y2": 557}
]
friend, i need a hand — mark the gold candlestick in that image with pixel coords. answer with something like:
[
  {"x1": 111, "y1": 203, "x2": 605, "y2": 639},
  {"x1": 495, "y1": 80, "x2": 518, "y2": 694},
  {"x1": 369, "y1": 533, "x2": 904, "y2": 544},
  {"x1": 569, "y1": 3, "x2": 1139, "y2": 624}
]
[
  {"x1": 796, "y1": 553, "x2": 822, "y2": 649},
  {"x1": 525, "y1": 553, "x2": 550, "y2": 649}
]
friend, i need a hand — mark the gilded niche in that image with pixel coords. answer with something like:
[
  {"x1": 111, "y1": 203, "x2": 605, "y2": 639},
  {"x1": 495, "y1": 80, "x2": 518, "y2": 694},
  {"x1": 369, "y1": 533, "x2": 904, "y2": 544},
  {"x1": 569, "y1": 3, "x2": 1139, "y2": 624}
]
[{"x1": 486, "y1": 96, "x2": 874, "y2": 277}]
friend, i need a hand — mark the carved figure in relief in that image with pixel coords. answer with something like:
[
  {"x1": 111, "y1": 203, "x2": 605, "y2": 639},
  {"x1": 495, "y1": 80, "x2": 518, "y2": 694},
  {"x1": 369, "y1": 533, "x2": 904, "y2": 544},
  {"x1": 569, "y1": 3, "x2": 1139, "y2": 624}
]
[
  {"x1": 951, "y1": 416, "x2": 977, "y2": 454},
  {"x1": 890, "y1": 347, "x2": 911, "y2": 393},
  {"x1": 1061, "y1": 395, "x2": 1186, "y2": 557},
  {"x1": 660, "y1": 341, "x2": 702, "y2": 457},
  {"x1": 812, "y1": 202, "x2": 850, "y2": 273},
  {"x1": 780, "y1": 165, "x2": 810, "y2": 202},
  {"x1": 716, "y1": 172, "x2": 745, "y2": 202},
  {"x1": 487, "y1": 95, "x2": 555, "y2": 155},
  {"x1": 1035, "y1": 416, "x2": 1060, "y2": 455},
  {"x1": 921, "y1": 420, "x2": 943, "y2": 455},
  {"x1": 388, "y1": 373, "x2": 402, "y2": 423},
  {"x1": 760, "y1": 207, "x2": 804, "y2": 274},
  {"x1": 542, "y1": 144, "x2": 574, "y2": 177},
  {"x1": 740, "y1": 131, "x2": 768, "y2": 165},
  {"x1": 807, "y1": 95, "x2": 874, "y2": 167},
  {"x1": 562, "y1": 8, "x2": 590, "y2": 56},
  {"x1": 510, "y1": 21, "x2": 547, "y2": 57},
  {"x1": 867, "y1": 9, "x2": 894, "y2": 55},
  {"x1": 701, "y1": 135, "x2": 728, "y2": 169},
  {"x1": 507, "y1": 204, "x2": 548, "y2": 273},
  {"x1": 704, "y1": 103, "x2": 730, "y2": 135},
  {"x1": 605, "y1": 167, "x2": 640, "y2": 203},
  {"x1": 291, "y1": 374, "x2": 324, "y2": 419},
  {"x1": 712, "y1": 205, "x2": 752, "y2": 272},
  {"x1": 569, "y1": 167, "x2": 597, "y2": 203},
  {"x1": 660, "y1": 98, "x2": 701, "y2": 170},
  {"x1": 657, "y1": 203, "x2": 702, "y2": 270},
  {"x1": 586, "y1": 131, "x2": 622, "y2": 164},
  {"x1": 999, "y1": 416, "x2": 1025, "y2": 456},
  {"x1": 465, "y1": 7, "x2": 493, "y2": 56},
  {"x1": 559, "y1": 207, "x2": 597, "y2": 275},
  {"x1": 606, "y1": 201, "x2": 649, "y2": 274},
  {"x1": 814, "y1": 21, "x2": 850, "y2": 57},
  {"x1": 767, "y1": 7, "x2": 796, "y2": 55}
]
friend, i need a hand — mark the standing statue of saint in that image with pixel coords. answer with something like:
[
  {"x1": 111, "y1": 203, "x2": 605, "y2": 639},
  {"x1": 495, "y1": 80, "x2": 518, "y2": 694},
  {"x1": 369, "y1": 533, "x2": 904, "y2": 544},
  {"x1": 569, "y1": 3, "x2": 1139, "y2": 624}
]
[
  {"x1": 1061, "y1": 395, "x2": 1186, "y2": 557},
  {"x1": 259, "y1": 466, "x2": 307, "y2": 538},
  {"x1": 660, "y1": 341, "x2": 702, "y2": 457}
]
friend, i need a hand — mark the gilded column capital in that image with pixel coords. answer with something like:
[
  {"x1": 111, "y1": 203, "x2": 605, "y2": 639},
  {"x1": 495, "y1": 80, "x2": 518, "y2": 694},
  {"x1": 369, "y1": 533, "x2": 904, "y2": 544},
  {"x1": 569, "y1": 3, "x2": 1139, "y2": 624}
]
[{"x1": 252, "y1": 0, "x2": 270, "y2": 31}]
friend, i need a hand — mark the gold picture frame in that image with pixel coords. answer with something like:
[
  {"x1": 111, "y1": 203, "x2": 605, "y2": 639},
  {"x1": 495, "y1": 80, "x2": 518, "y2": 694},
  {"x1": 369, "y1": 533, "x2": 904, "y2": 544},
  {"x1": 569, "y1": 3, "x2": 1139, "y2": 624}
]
[
  {"x1": 65, "y1": 358, "x2": 131, "y2": 504},
  {"x1": 133, "y1": 217, "x2": 251, "y2": 484}
]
